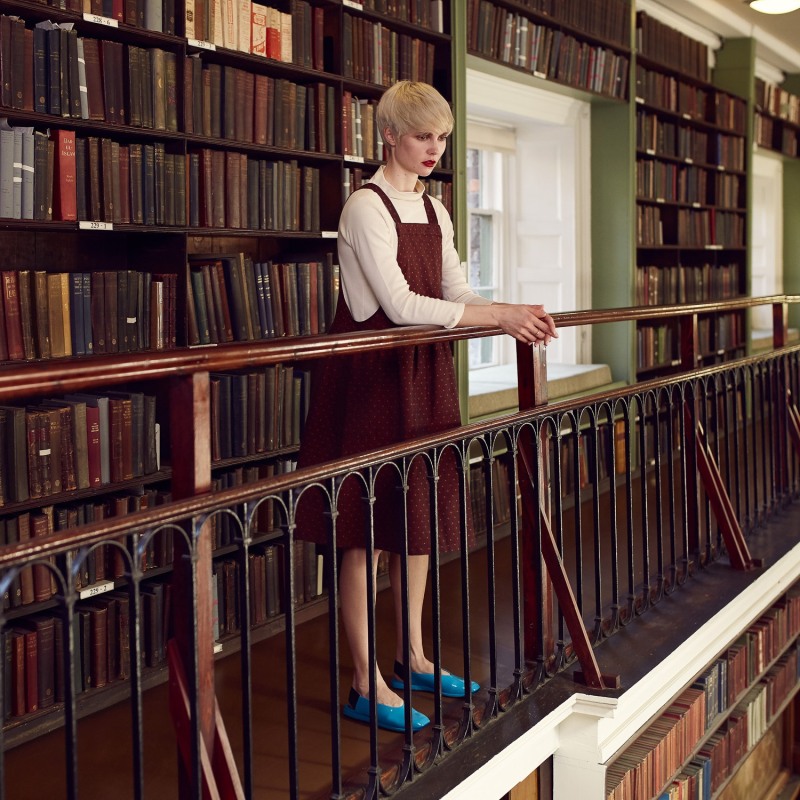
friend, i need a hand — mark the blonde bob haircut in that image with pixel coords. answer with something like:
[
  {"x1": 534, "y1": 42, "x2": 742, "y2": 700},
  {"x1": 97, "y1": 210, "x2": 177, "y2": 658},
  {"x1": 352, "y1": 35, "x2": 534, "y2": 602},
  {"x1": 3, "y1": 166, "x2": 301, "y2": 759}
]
[{"x1": 376, "y1": 81, "x2": 454, "y2": 140}]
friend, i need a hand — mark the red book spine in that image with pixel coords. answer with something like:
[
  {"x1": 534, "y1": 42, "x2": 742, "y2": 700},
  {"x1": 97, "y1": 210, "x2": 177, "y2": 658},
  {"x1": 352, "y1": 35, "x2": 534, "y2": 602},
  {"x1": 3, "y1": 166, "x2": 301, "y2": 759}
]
[
  {"x1": 51, "y1": 130, "x2": 77, "y2": 221},
  {"x1": 2, "y1": 271, "x2": 24, "y2": 361},
  {"x1": 10, "y1": 632, "x2": 25, "y2": 716},
  {"x1": 85, "y1": 404, "x2": 102, "y2": 487},
  {"x1": 23, "y1": 629, "x2": 38, "y2": 713}
]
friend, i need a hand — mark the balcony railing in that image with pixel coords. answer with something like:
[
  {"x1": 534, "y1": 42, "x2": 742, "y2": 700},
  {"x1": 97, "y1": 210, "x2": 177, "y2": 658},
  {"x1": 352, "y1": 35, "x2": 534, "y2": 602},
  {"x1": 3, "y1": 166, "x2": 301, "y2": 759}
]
[{"x1": 0, "y1": 296, "x2": 799, "y2": 800}]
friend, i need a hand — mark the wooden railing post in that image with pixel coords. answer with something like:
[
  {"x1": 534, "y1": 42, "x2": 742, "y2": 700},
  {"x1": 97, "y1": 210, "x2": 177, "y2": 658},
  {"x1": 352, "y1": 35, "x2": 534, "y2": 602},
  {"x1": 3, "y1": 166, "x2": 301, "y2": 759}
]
[
  {"x1": 169, "y1": 372, "x2": 243, "y2": 799},
  {"x1": 680, "y1": 316, "x2": 702, "y2": 556},
  {"x1": 516, "y1": 343, "x2": 554, "y2": 670}
]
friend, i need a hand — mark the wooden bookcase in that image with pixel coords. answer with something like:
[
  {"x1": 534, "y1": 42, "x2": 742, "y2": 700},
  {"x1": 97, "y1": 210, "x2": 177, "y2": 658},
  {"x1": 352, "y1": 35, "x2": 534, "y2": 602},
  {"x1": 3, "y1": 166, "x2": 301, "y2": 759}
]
[
  {"x1": 633, "y1": 14, "x2": 749, "y2": 380},
  {"x1": 605, "y1": 587, "x2": 800, "y2": 800},
  {"x1": 0, "y1": 0, "x2": 456, "y2": 746}
]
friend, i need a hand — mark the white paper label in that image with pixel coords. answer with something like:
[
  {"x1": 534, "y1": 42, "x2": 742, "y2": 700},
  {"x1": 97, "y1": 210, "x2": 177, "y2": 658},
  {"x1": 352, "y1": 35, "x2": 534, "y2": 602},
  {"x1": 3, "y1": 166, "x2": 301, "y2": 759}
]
[
  {"x1": 83, "y1": 12, "x2": 118, "y2": 27},
  {"x1": 79, "y1": 220, "x2": 113, "y2": 231},
  {"x1": 187, "y1": 38, "x2": 216, "y2": 51},
  {"x1": 79, "y1": 580, "x2": 114, "y2": 599}
]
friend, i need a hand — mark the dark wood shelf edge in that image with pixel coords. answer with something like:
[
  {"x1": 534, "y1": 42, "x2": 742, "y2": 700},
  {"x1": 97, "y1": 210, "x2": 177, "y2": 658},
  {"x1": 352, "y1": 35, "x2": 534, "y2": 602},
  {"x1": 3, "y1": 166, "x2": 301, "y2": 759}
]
[{"x1": 2, "y1": 661, "x2": 170, "y2": 750}]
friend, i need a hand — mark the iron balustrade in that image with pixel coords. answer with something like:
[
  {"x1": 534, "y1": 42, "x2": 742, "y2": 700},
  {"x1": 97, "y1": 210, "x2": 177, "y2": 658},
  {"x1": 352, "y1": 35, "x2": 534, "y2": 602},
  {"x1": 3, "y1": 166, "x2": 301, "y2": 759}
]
[{"x1": 0, "y1": 296, "x2": 798, "y2": 799}]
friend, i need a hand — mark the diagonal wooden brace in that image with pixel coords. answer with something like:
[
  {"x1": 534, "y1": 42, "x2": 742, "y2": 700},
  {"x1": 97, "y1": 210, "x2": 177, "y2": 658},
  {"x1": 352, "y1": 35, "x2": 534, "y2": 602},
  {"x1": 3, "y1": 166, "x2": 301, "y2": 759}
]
[
  {"x1": 168, "y1": 639, "x2": 245, "y2": 800},
  {"x1": 683, "y1": 403, "x2": 757, "y2": 571},
  {"x1": 787, "y1": 391, "x2": 800, "y2": 456},
  {"x1": 518, "y1": 446, "x2": 618, "y2": 690}
]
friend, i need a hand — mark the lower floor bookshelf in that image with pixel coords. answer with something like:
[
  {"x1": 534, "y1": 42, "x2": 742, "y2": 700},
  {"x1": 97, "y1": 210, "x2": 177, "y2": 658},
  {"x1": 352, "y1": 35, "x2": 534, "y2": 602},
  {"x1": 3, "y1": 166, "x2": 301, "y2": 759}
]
[{"x1": 605, "y1": 586, "x2": 800, "y2": 800}]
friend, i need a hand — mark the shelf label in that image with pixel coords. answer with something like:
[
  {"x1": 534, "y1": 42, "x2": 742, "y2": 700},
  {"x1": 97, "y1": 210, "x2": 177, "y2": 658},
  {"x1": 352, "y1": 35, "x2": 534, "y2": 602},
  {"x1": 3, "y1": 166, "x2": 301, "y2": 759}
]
[
  {"x1": 187, "y1": 38, "x2": 216, "y2": 50},
  {"x1": 343, "y1": 0, "x2": 363, "y2": 7},
  {"x1": 692, "y1": 202, "x2": 701, "y2": 208},
  {"x1": 213, "y1": 642, "x2": 223, "y2": 653},
  {"x1": 684, "y1": 158, "x2": 693, "y2": 164},
  {"x1": 533, "y1": 71, "x2": 547, "y2": 80},
  {"x1": 682, "y1": 113, "x2": 692, "y2": 120},
  {"x1": 645, "y1": 148, "x2": 655, "y2": 155},
  {"x1": 705, "y1": 244, "x2": 723, "y2": 250},
  {"x1": 635, "y1": 96, "x2": 644, "y2": 104},
  {"x1": 79, "y1": 220, "x2": 113, "y2": 231},
  {"x1": 79, "y1": 580, "x2": 114, "y2": 599},
  {"x1": 321, "y1": 230, "x2": 338, "y2": 238},
  {"x1": 656, "y1": 197, "x2": 665, "y2": 203},
  {"x1": 717, "y1": 164, "x2": 726, "y2": 171},
  {"x1": 344, "y1": 155, "x2": 364, "y2": 163},
  {"x1": 83, "y1": 12, "x2": 119, "y2": 26}
]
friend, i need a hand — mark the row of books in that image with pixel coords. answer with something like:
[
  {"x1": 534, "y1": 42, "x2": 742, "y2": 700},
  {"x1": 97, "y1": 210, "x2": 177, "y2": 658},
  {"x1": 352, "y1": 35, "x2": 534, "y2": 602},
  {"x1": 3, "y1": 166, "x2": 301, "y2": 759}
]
[
  {"x1": 212, "y1": 541, "x2": 321, "y2": 642},
  {"x1": 635, "y1": 263, "x2": 743, "y2": 307},
  {"x1": 636, "y1": 162, "x2": 744, "y2": 209},
  {"x1": 635, "y1": 11, "x2": 709, "y2": 83},
  {"x1": 636, "y1": 206, "x2": 746, "y2": 249},
  {"x1": 187, "y1": 254, "x2": 339, "y2": 347},
  {"x1": 209, "y1": 366, "x2": 309, "y2": 463},
  {"x1": 0, "y1": 391, "x2": 161, "y2": 506},
  {"x1": 635, "y1": 67, "x2": 748, "y2": 137},
  {"x1": 2, "y1": 488, "x2": 174, "y2": 610},
  {"x1": 659, "y1": 649, "x2": 799, "y2": 799},
  {"x1": 342, "y1": 93, "x2": 384, "y2": 162},
  {"x1": 607, "y1": 591, "x2": 800, "y2": 800},
  {"x1": 187, "y1": 0, "x2": 322, "y2": 69},
  {"x1": 190, "y1": 151, "x2": 320, "y2": 232},
  {"x1": 676, "y1": 209, "x2": 746, "y2": 249},
  {"x1": 342, "y1": 13, "x2": 436, "y2": 88},
  {"x1": 468, "y1": 459, "x2": 514, "y2": 537},
  {"x1": 19, "y1": 0, "x2": 174, "y2": 31},
  {"x1": 0, "y1": 125, "x2": 186, "y2": 225},
  {"x1": 183, "y1": 63, "x2": 336, "y2": 154},
  {"x1": 358, "y1": 0, "x2": 445, "y2": 34},
  {"x1": 637, "y1": 162, "x2": 707, "y2": 207},
  {"x1": 2, "y1": 17, "x2": 180, "y2": 132},
  {"x1": 637, "y1": 324, "x2": 676, "y2": 371},
  {"x1": 636, "y1": 113, "x2": 711, "y2": 164},
  {"x1": 208, "y1": 459, "x2": 295, "y2": 550},
  {"x1": 3, "y1": 582, "x2": 170, "y2": 721},
  {"x1": 344, "y1": 169, "x2": 451, "y2": 217},
  {"x1": 503, "y1": 0, "x2": 630, "y2": 47},
  {"x1": 755, "y1": 77, "x2": 800, "y2": 125},
  {"x1": 0, "y1": 269, "x2": 177, "y2": 363},
  {"x1": 697, "y1": 313, "x2": 744, "y2": 357},
  {"x1": 755, "y1": 113, "x2": 800, "y2": 158},
  {"x1": 467, "y1": 0, "x2": 630, "y2": 100}
]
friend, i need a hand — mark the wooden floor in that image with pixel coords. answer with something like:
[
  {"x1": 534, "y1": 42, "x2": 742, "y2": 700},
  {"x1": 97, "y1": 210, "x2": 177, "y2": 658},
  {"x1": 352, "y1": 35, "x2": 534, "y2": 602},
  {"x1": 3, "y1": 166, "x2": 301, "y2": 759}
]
[{"x1": 4, "y1": 535, "x2": 523, "y2": 800}]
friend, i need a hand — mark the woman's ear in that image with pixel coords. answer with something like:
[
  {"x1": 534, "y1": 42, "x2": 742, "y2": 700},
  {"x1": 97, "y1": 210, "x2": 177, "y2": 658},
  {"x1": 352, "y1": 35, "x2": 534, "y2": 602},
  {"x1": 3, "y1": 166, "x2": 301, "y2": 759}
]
[{"x1": 382, "y1": 126, "x2": 396, "y2": 147}]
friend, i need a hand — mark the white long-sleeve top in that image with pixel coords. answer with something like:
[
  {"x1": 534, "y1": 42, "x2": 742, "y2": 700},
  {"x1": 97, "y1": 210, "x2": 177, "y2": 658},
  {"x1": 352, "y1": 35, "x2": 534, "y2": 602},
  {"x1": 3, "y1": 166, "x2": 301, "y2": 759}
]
[{"x1": 337, "y1": 166, "x2": 493, "y2": 328}]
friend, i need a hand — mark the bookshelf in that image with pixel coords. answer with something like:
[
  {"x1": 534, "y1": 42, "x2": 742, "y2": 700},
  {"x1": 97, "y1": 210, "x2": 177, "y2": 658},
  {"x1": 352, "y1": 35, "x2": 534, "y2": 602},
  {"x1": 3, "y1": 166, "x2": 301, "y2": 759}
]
[
  {"x1": 605, "y1": 588, "x2": 800, "y2": 800},
  {"x1": 0, "y1": 0, "x2": 457, "y2": 746},
  {"x1": 633, "y1": 12, "x2": 749, "y2": 380}
]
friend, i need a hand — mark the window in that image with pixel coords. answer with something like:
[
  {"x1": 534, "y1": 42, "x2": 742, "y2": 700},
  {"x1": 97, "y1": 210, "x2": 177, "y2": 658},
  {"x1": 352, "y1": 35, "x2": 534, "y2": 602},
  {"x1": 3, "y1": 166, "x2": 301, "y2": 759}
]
[{"x1": 467, "y1": 146, "x2": 505, "y2": 369}]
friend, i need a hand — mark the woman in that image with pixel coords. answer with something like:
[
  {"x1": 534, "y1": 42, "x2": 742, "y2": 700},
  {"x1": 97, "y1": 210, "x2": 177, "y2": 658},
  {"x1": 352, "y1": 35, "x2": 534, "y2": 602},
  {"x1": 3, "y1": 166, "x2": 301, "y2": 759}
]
[{"x1": 296, "y1": 81, "x2": 557, "y2": 732}]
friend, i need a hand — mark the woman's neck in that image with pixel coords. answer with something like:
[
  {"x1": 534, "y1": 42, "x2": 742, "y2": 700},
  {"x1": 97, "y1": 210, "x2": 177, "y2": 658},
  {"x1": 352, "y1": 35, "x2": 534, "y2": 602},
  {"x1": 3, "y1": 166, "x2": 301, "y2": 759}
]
[{"x1": 382, "y1": 160, "x2": 418, "y2": 193}]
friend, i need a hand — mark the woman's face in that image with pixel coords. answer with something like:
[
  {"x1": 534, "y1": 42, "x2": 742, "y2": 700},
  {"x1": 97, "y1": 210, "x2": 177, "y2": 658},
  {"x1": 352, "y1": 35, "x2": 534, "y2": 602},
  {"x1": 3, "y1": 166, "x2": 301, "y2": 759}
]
[{"x1": 391, "y1": 128, "x2": 449, "y2": 177}]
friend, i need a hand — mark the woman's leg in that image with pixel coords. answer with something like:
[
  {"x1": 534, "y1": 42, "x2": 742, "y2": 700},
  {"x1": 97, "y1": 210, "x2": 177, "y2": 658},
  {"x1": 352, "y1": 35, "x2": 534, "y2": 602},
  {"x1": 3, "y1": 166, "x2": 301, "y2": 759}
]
[
  {"x1": 391, "y1": 552, "x2": 437, "y2": 674},
  {"x1": 340, "y1": 547, "x2": 402, "y2": 706}
]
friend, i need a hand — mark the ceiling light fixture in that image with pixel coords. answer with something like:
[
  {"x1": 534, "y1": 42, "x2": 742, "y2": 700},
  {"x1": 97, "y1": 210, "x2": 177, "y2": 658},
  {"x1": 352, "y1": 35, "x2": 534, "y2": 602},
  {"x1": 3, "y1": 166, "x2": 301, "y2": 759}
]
[{"x1": 748, "y1": 0, "x2": 800, "y2": 13}]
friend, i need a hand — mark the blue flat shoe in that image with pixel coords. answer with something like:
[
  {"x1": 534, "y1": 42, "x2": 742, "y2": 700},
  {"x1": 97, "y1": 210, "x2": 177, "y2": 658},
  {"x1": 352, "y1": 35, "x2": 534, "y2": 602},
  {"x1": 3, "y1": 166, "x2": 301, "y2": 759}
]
[
  {"x1": 390, "y1": 660, "x2": 480, "y2": 698},
  {"x1": 342, "y1": 687, "x2": 430, "y2": 732}
]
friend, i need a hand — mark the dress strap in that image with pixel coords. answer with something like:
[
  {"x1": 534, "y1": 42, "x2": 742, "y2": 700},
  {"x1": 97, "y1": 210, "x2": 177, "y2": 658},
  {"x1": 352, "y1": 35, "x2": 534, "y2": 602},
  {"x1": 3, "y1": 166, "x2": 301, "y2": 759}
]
[
  {"x1": 421, "y1": 192, "x2": 438, "y2": 224},
  {"x1": 360, "y1": 183, "x2": 439, "y2": 227},
  {"x1": 360, "y1": 183, "x2": 402, "y2": 224}
]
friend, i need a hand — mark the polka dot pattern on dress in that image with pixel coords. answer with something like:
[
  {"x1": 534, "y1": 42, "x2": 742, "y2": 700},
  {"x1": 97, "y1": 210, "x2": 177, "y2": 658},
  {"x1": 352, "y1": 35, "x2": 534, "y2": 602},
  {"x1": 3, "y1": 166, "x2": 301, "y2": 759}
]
[{"x1": 295, "y1": 184, "x2": 473, "y2": 555}]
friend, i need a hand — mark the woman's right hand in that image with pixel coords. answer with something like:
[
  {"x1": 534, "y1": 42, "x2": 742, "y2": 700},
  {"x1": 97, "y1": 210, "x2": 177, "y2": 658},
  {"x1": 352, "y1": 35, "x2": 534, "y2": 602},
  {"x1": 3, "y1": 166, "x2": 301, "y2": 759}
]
[
  {"x1": 459, "y1": 302, "x2": 558, "y2": 345},
  {"x1": 491, "y1": 303, "x2": 558, "y2": 346}
]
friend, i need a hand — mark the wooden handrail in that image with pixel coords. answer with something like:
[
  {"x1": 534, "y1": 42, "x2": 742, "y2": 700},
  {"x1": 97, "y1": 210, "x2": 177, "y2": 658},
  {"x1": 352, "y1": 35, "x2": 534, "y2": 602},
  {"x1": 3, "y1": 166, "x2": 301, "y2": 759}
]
[{"x1": 0, "y1": 295, "x2": 796, "y2": 400}]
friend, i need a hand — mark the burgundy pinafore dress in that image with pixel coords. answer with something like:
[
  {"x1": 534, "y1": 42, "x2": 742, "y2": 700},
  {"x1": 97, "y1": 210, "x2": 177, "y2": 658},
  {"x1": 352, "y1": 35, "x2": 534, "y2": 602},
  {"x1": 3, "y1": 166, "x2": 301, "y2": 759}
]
[{"x1": 295, "y1": 183, "x2": 468, "y2": 555}]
